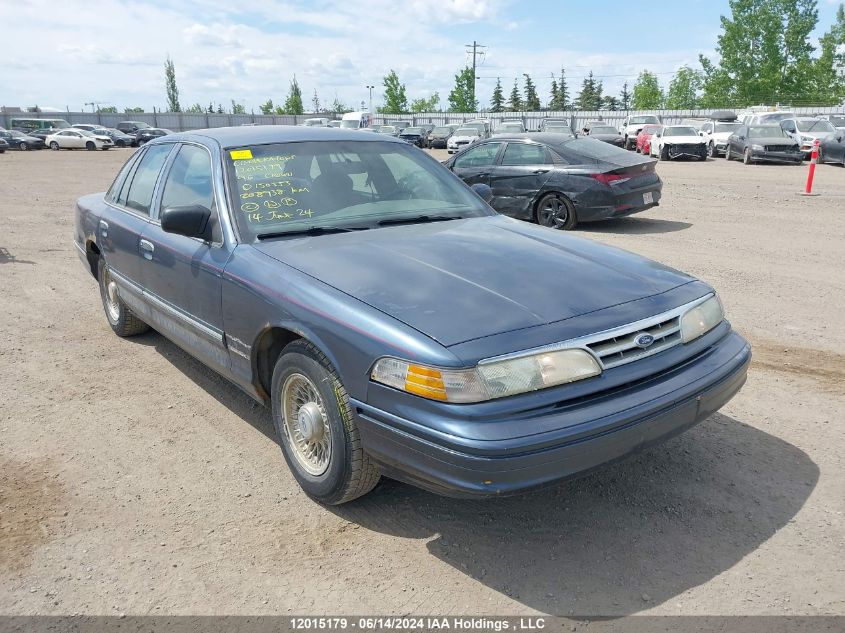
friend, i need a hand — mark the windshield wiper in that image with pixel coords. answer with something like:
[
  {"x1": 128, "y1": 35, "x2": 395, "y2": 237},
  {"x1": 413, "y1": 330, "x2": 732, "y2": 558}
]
[
  {"x1": 256, "y1": 225, "x2": 369, "y2": 240},
  {"x1": 378, "y1": 215, "x2": 463, "y2": 227}
]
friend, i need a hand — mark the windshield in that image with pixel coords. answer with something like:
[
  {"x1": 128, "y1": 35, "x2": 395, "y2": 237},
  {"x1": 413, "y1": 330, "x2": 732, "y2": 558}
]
[
  {"x1": 499, "y1": 123, "x2": 523, "y2": 131},
  {"x1": 9, "y1": 131, "x2": 28, "y2": 139},
  {"x1": 796, "y1": 119, "x2": 835, "y2": 133},
  {"x1": 465, "y1": 123, "x2": 486, "y2": 133},
  {"x1": 714, "y1": 123, "x2": 741, "y2": 133},
  {"x1": 748, "y1": 126, "x2": 789, "y2": 138},
  {"x1": 380, "y1": 126, "x2": 396, "y2": 133},
  {"x1": 664, "y1": 126, "x2": 698, "y2": 136},
  {"x1": 454, "y1": 128, "x2": 479, "y2": 136},
  {"x1": 641, "y1": 125, "x2": 661, "y2": 133},
  {"x1": 590, "y1": 126, "x2": 617, "y2": 134},
  {"x1": 304, "y1": 120, "x2": 325, "y2": 126},
  {"x1": 630, "y1": 116, "x2": 659, "y2": 125},
  {"x1": 828, "y1": 116, "x2": 845, "y2": 127},
  {"x1": 339, "y1": 120, "x2": 359, "y2": 129},
  {"x1": 545, "y1": 124, "x2": 572, "y2": 133},
  {"x1": 759, "y1": 113, "x2": 792, "y2": 123},
  {"x1": 402, "y1": 127, "x2": 422, "y2": 134},
  {"x1": 225, "y1": 140, "x2": 491, "y2": 241},
  {"x1": 432, "y1": 126, "x2": 451, "y2": 134},
  {"x1": 46, "y1": 119, "x2": 70, "y2": 129}
]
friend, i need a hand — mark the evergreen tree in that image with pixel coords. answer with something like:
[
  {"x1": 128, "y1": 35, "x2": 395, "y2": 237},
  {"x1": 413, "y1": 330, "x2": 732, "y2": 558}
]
[
  {"x1": 311, "y1": 90, "x2": 321, "y2": 113},
  {"x1": 619, "y1": 82, "x2": 631, "y2": 110},
  {"x1": 164, "y1": 55, "x2": 180, "y2": 112},
  {"x1": 490, "y1": 78, "x2": 505, "y2": 112},
  {"x1": 558, "y1": 68, "x2": 570, "y2": 109},
  {"x1": 576, "y1": 71, "x2": 603, "y2": 110},
  {"x1": 549, "y1": 76, "x2": 560, "y2": 110},
  {"x1": 231, "y1": 100, "x2": 245, "y2": 114},
  {"x1": 207, "y1": 102, "x2": 215, "y2": 114},
  {"x1": 602, "y1": 96, "x2": 620, "y2": 111},
  {"x1": 330, "y1": 95, "x2": 349, "y2": 114},
  {"x1": 508, "y1": 78, "x2": 523, "y2": 111},
  {"x1": 284, "y1": 75, "x2": 304, "y2": 114},
  {"x1": 448, "y1": 68, "x2": 477, "y2": 112},
  {"x1": 523, "y1": 74, "x2": 541, "y2": 110}
]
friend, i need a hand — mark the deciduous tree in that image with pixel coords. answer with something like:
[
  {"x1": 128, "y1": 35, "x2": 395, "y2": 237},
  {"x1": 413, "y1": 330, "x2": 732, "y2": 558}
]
[
  {"x1": 448, "y1": 68, "x2": 477, "y2": 112},
  {"x1": 665, "y1": 66, "x2": 703, "y2": 109},
  {"x1": 380, "y1": 70, "x2": 408, "y2": 114},
  {"x1": 632, "y1": 70, "x2": 664, "y2": 109}
]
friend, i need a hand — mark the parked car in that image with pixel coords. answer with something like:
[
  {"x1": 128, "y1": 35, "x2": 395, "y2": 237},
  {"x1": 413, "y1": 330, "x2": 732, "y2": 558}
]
[
  {"x1": 326, "y1": 120, "x2": 341, "y2": 128},
  {"x1": 303, "y1": 118, "x2": 330, "y2": 127},
  {"x1": 699, "y1": 120, "x2": 743, "y2": 157},
  {"x1": 649, "y1": 126, "x2": 708, "y2": 161},
  {"x1": 497, "y1": 120, "x2": 526, "y2": 134},
  {"x1": 74, "y1": 126, "x2": 750, "y2": 504},
  {"x1": 136, "y1": 128, "x2": 174, "y2": 144},
  {"x1": 116, "y1": 120, "x2": 151, "y2": 135},
  {"x1": 0, "y1": 137, "x2": 7, "y2": 153},
  {"x1": 377, "y1": 125, "x2": 398, "y2": 136},
  {"x1": 585, "y1": 125, "x2": 625, "y2": 147},
  {"x1": 446, "y1": 127, "x2": 482, "y2": 153},
  {"x1": 636, "y1": 124, "x2": 662, "y2": 154},
  {"x1": 46, "y1": 128, "x2": 114, "y2": 150},
  {"x1": 580, "y1": 120, "x2": 607, "y2": 136},
  {"x1": 738, "y1": 111, "x2": 794, "y2": 126},
  {"x1": 725, "y1": 125, "x2": 803, "y2": 165},
  {"x1": 386, "y1": 120, "x2": 410, "y2": 134},
  {"x1": 539, "y1": 119, "x2": 575, "y2": 136},
  {"x1": 72, "y1": 124, "x2": 101, "y2": 132},
  {"x1": 819, "y1": 130, "x2": 845, "y2": 166},
  {"x1": 463, "y1": 119, "x2": 491, "y2": 138},
  {"x1": 25, "y1": 129, "x2": 55, "y2": 143},
  {"x1": 0, "y1": 129, "x2": 46, "y2": 150},
  {"x1": 445, "y1": 133, "x2": 662, "y2": 230},
  {"x1": 619, "y1": 115, "x2": 661, "y2": 150},
  {"x1": 815, "y1": 113, "x2": 845, "y2": 132},
  {"x1": 92, "y1": 127, "x2": 137, "y2": 147},
  {"x1": 427, "y1": 125, "x2": 456, "y2": 149},
  {"x1": 779, "y1": 117, "x2": 837, "y2": 158},
  {"x1": 340, "y1": 111, "x2": 373, "y2": 130},
  {"x1": 398, "y1": 126, "x2": 429, "y2": 147}
]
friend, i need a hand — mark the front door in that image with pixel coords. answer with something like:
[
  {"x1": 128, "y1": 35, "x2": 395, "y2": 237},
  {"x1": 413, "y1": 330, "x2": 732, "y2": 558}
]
[
  {"x1": 449, "y1": 141, "x2": 504, "y2": 189},
  {"x1": 490, "y1": 141, "x2": 554, "y2": 219}
]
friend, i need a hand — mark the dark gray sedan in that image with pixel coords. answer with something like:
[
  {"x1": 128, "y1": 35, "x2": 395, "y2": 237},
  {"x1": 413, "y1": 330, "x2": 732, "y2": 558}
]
[
  {"x1": 74, "y1": 126, "x2": 750, "y2": 504},
  {"x1": 726, "y1": 125, "x2": 803, "y2": 165}
]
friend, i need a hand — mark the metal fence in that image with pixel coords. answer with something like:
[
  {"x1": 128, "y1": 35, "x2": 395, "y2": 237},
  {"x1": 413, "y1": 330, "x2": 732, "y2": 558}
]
[{"x1": 2, "y1": 106, "x2": 843, "y2": 133}]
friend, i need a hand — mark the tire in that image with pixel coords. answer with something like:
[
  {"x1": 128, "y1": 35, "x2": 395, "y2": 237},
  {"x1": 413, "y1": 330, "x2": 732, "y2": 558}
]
[
  {"x1": 708, "y1": 142, "x2": 716, "y2": 158},
  {"x1": 743, "y1": 148, "x2": 753, "y2": 165},
  {"x1": 271, "y1": 340, "x2": 380, "y2": 505},
  {"x1": 624, "y1": 137, "x2": 632, "y2": 150},
  {"x1": 86, "y1": 141, "x2": 96, "y2": 151},
  {"x1": 725, "y1": 145, "x2": 733, "y2": 161},
  {"x1": 50, "y1": 141, "x2": 59, "y2": 151},
  {"x1": 659, "y1": 145, "x2": 669, "y2": 161},
  {"x1": 816, "y1": 148, "x2": 824, "y2": 164},
  {"x1": 98, "y1": 259, "x2": 149, "y2": 337},
  {"x1": 117, "y1": 140, "x2": 126, "y2": 148},
  {"x1": 535, "y1": 192, "x2": 577, "y2": 230},
  {"x1": 102, "y1": 146, "x2": 110, "y2": 150},
  {"x1": 19, "y1": 142, "x2": 28, "y2": 151}
]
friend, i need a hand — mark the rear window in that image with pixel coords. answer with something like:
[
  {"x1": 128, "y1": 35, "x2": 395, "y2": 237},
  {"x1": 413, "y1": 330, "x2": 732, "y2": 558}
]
[{"x1": 553, "y1": 137, "x2": 628, "y2": 162}]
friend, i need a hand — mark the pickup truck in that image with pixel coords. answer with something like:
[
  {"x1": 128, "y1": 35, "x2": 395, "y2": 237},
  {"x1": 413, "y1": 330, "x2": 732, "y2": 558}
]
[{"x1": 619, "y1": 114, "x2": 662, "y2": 150}]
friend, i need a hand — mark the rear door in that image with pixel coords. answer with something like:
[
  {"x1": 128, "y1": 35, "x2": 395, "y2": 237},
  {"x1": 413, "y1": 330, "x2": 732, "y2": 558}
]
[
  {"x1": 489, "y1": 141, "x2": 554, "y2": 219},
  {"x1": 140, "y1": 142, "x2": 232, "y2": 372}
]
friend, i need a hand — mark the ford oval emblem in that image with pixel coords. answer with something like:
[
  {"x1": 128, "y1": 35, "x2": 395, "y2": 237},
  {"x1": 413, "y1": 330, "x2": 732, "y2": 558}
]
[{"x1": 635, "y1": 333, "x2": 655, "y2": 349}]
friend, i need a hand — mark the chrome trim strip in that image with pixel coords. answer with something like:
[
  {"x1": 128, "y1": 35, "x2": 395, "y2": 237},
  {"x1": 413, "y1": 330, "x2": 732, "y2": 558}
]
[
  {"x1": 73, "y1": 240, "x2": 86, "y2": 256},
  {"x1": 108, "y1": 269, "x2": 224, "y2": 345},
  {"x1": 478, "y1": 293, "x2": 715, "y2": 368}
]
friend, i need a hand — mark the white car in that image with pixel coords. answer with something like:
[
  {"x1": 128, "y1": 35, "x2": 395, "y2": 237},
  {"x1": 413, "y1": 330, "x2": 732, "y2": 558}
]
[
  {"x1": 699, "y1": 120, "x2": 743, "y2": 157},
  {"x1": 497, "y1": 120, "x2": 525, "y2": 133},
  {"x1": 779, "y1": 117, "x2": 837, "y2": 157},
  {"x1": 650, "y1": 125, "x2": 707, "y2": 161},
  {"x1": 446, "y1": 127, "x2": 481, "y2": 153},
  {"x1": 302, "y1": 117, "x2": 329, "y2": 127},
  {"x1": 46, "y1": 128, "x2": 113, "y2": 151},
  {"x1": 620, "y1": 114, "x2": 661, "y2": 150}
]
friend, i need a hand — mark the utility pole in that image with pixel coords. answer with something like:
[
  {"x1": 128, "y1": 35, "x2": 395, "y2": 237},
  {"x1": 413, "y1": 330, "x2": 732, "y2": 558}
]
[
  {"x1": 365, "y1": 85, "x2": 374, "y2": 113},
  {"x1": 464, "y1": 41, "x2": 486, "y2": 110}
]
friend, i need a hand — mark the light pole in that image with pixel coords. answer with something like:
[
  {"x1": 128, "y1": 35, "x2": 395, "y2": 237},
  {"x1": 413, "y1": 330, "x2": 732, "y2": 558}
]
[{"x1": 365, "y1": 85, "x2": 374, "y2": 113}]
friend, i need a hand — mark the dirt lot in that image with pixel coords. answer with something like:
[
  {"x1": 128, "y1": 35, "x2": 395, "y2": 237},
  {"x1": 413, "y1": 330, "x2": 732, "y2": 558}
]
[{"x1": 1, "y1": 147, "x2": 843, "y2": 617}]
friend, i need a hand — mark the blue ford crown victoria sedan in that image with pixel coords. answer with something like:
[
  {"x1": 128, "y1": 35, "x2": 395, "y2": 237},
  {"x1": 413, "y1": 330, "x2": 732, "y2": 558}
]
[{"x1": 74, "y1": 126, "x2": 751, "y2": 504}]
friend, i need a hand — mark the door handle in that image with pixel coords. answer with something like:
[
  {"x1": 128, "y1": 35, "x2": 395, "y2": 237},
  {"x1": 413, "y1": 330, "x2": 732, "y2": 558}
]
[
  {"x1": 533, "y1": 169, "x2": 550, "y2": 174},
  {"x1": 139, "y1": 239, "x2": 155, "y2": 260},
  {"x1": 98, "y1": 220, "x2": 109, "y2": 238}
]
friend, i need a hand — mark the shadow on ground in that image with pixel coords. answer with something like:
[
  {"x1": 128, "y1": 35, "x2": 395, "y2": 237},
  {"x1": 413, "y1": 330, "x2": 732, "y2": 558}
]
[
  {"x1": 582, "y1": 217, "x2": 692, "y2": 235},
  {"x1": 139, "y1": 331, "x2": 817, "y2": 616}
]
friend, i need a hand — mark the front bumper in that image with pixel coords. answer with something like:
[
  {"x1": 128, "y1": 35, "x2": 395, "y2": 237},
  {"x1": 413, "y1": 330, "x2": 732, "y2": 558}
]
[
  {"x1": 354, "y1": 330, "x2": 750, "y2": 498},
  {"x1": 750, "y1": 150, "x2": 804, "y2": 164}
]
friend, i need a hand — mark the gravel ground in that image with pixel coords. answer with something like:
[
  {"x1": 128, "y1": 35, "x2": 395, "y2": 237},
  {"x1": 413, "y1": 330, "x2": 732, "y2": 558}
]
[{"x1": 0, "y1": 147, "x2": 843, "y2": 616}]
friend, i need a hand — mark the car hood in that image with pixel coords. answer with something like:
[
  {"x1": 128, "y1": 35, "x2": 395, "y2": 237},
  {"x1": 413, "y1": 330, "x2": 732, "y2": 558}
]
[
  {"x1": 450, "y1": 135, "x2": 478, "y2": 143},
  {"x1": 253, "y1": 215, "x2": 695, "y2": 347},
  {"x1": 592, "y1": 133, "x2": 623, "y2": 141},
  {"x1": 663, "y1": 135, "x2": 705, "y2": 144},
  {"x1": 747, "y1": 136, "x2": 799, "y2": 145}
]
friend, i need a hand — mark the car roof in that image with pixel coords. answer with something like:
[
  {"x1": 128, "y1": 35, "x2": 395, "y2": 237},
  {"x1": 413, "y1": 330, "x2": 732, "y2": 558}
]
[
  {"x1": 150, "y1": 125, "x2": 407, "y2": 149},
  {"x1": 483, "y1": 132, "x2": 572, "y2": 142}
]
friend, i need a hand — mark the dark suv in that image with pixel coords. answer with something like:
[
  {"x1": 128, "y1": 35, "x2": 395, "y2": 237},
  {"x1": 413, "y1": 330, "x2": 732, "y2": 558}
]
[{"x1": 116, "y1": 121, "x2": 151, "y2": 135}]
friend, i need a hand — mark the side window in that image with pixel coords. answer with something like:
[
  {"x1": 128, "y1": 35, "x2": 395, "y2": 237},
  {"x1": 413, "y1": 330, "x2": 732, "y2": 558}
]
[
  {"x1": 501, "y1": 142, "x2": 549, "y2": 166},
  {"x1": 453, "y1": 142, "x2": 503, "y2": 168},
  {"x1": 160, "y1": 145, "x2": 214, "y2": 210},
  {"x1": 124, "y1": 144, "x2": 172, "y2": 216},
  {"x1": 106, "y1": 151, "x2": 143, "y2": 203}
]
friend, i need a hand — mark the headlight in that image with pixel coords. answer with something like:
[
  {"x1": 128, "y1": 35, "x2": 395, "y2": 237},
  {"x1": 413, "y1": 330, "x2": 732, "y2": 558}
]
[
  {"x1": 371, "y1": 349, "x2": 601, "y2": 403},
  {"x1": 680, "y1": 295, "x2": 724, "y2": 343},
  {"x1": 751, "y1": 144, "x2": 764, "y2": 151}
]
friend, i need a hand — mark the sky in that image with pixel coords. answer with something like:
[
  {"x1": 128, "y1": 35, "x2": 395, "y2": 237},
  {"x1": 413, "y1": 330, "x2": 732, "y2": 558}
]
[{"x1": 1, "y1": 0, "x2": 843, "y2": 113}]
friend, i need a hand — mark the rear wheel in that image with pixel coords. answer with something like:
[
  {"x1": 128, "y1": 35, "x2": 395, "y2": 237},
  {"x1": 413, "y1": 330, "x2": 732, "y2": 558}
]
[
  {"x1": 98, "y1": 259, "x2": 149, "y2": 337},
  {"x1": 50, "y1": 141, "x2": 59, "y2": 151},
  {"x1": 536, "y1": 193, "x2": 577, "y2": 230},
  {"x1": 271, "y1": 340, "x2": 380, "y2": 504}
]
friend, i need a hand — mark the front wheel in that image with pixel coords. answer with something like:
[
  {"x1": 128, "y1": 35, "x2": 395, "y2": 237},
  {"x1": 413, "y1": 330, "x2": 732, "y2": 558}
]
[
  {"x1": 86, "y1": 141, "x2": 96, "y2": 151},
  {"x1": 743, "y1": 148, "x2": 753, "y2": 165},
  {"x1": 50, "y1": 141, "x2": 59, "y2": 151},
  {"x1": 98, "y1": 259, "x2": 149, "y2": 337},
  {"x1": 708, "y1": 143, "x2": 717, "y2": 158},
  {"x1": 271, "y1": 340, "x2": 380, "y2": 505},
  {"x1": 659, "y1": 146, "x2": 669, "y2": 161},
  {"x1": 536, "y1": 193, "x2": 577, "y2": 230},
  {"x1": 725, "y1": 145, "x2": 733, "y2": 161}
]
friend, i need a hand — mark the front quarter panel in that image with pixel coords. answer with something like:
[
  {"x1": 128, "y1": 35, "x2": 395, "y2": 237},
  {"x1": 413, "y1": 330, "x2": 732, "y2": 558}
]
[{"x1": 221, "y1": 245, "x2": 462, "y2": 401}]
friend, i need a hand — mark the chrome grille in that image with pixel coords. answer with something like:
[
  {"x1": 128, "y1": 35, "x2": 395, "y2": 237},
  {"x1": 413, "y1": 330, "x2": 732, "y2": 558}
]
[{"x1": 586, "y1": 315, "x2": 681, "y2": 369}]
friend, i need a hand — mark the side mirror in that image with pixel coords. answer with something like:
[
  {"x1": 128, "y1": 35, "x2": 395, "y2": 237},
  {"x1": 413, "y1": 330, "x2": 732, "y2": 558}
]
[
  {"x1": 161, "y1": 205, "x2": 212, "y2": 240},
  {"x1": 470, "y1": 183, "x2": 493, "y2": 203}
]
